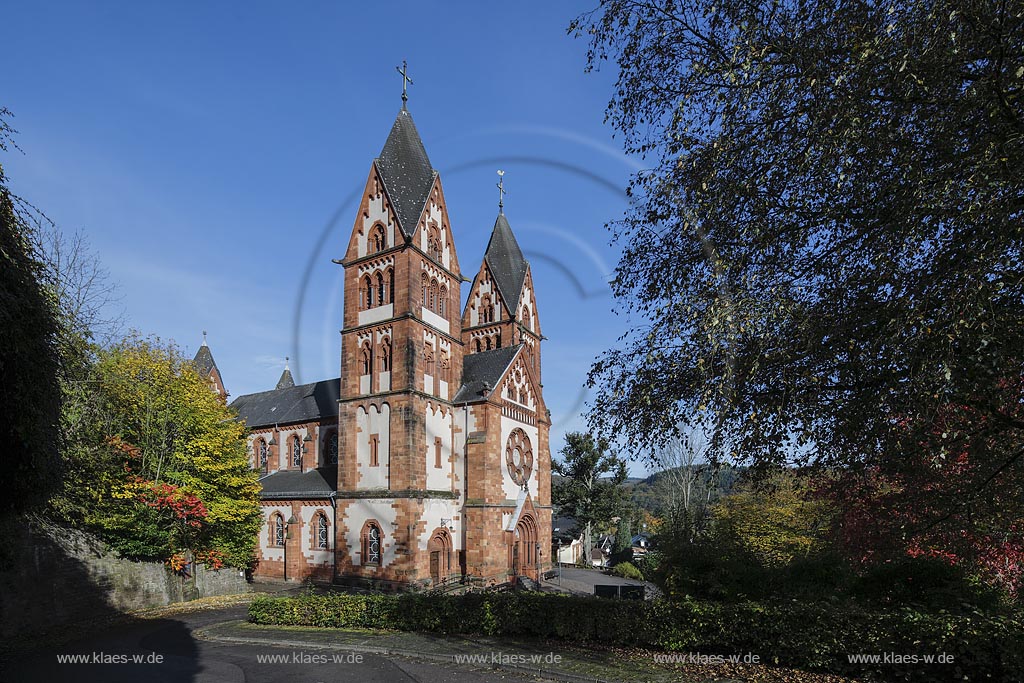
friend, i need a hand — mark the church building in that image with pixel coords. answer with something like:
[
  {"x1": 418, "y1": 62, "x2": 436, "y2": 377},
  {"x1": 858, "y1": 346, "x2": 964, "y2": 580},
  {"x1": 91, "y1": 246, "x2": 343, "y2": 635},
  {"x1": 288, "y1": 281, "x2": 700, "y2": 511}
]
[{"x1": 217, "y1": 96, "x2": 552, "y2": 589}]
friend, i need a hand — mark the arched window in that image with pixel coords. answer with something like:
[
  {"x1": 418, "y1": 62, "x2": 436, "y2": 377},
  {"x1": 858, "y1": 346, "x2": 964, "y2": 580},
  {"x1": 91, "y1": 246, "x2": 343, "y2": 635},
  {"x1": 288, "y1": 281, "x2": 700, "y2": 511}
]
[
  {"x1": 440, "y1": 352, "x2": 450, "y2": 383},
  {"x1": 362, "y1": 522, "x2": 382, "y2": 566},
  {"x1": 362, "y1": 275, "x2": 374, "y2": 309},
  {"x1": 475, "y1": 339, "x2": 482, "y2": 352},
  {"x1": 291, "y1": 435, "x2": 302, "y2": 467},
  {"x1": 371, "y1": 224, "x2": 386, "y2": 253},
  {"x1": 439, "y1": 286, "x2": 447, "y2": 317},
  {"x1": 424, "y1": 344, "x2": 435, "y2": 376},
  {"x1": 481, "y1": 296, "x2": 493, "y2": 323},
  {"x1": 429, "y1": 279, "x2": 438, "y2": 312},
  {"x1": 386, "y1": 268, "x2": 395, "y2": 304},
  {"x1": 376, "y1": 272, "x2": 385, "y2": 306},
  {"x1": 273, "y1": 514, "x2": 285, "y2": 547},
  {"x1": 317, "y1": 514, "x2": 329, "y2": 549},
  {"x1": 379, "y1": 338, "x2": 391, "y2": 372},
  {"x1": 428, "y1": 225, "x2": 442, "y2": 260},
  {"x1": 326, "y1": 432, "x2": 338, "y2": 465},
  {"x1": 360, "y1": 345, "x2": 372, "y2": 375},
  {"x1": 257, "y1": 438, "x2": 269, "y2": 472},
  {"x1": 495, "y1": 331, "x2": 501, "y2": 348},
  {"x1": 421, "y1": 273, "x2": 429, "y2": 308},
  {"x1": 485, "y1": 336, "x2": 492, "y2": 351}
]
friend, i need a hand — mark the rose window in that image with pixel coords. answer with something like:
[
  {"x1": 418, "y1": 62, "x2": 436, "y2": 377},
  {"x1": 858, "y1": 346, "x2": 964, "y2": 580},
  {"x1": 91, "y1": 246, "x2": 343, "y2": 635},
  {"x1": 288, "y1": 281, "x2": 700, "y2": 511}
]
[{"x1": 505, "y1": 428, "x2": 534, "y2": 487}]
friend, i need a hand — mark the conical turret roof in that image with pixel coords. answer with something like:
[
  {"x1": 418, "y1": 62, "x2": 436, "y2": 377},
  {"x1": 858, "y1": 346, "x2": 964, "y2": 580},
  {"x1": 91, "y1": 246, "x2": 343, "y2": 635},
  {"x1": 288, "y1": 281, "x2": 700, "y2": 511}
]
[
  {"x1": 484, "y1": 213, "x2": 529, "y2": 312},
  {"x1": 374, "y1": 108, "x2": 437, "y2": 238}
]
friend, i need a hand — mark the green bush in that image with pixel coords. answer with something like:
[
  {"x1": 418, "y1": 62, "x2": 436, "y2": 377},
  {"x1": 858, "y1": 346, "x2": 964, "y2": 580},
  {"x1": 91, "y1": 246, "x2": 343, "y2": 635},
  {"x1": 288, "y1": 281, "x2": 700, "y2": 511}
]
[
  {"x1": 248, "y1": 592, "x2": 1024, "y2": 681},
  {"x1": 611, "y1": 562, "x2": 643, "y2": 580}
]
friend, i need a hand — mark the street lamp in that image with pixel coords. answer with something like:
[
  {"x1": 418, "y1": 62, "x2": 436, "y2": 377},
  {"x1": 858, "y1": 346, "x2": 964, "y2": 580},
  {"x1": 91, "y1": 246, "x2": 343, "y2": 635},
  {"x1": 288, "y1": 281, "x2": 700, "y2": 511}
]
[
  {"x1": 284, "y1": 514, "x2": 298, "y2": 581},
  {"x1": 554, "y1": 527, "x2": 563, "y2": 585}
]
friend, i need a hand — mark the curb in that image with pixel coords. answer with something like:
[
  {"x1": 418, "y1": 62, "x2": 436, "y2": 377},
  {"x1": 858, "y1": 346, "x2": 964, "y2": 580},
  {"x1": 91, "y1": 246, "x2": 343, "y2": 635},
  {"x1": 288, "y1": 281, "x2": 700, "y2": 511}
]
[{"x1": 193, "y1": 621, "x2": 623, "y2": 683}]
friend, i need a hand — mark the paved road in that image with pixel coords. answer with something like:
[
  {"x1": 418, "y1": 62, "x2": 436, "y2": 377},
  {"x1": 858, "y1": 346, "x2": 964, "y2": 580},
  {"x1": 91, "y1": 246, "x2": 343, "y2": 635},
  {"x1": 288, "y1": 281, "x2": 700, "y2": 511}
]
[{"x1": 0, "y1": 606, "x2": 539, "y2": 683}]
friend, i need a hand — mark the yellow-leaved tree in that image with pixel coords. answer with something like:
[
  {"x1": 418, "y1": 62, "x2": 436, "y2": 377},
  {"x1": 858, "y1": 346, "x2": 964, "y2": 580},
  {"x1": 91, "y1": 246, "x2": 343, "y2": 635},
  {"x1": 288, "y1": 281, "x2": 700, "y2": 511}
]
[{"x1": 55, "y1": 335, "x2": 261, "y2": 570}]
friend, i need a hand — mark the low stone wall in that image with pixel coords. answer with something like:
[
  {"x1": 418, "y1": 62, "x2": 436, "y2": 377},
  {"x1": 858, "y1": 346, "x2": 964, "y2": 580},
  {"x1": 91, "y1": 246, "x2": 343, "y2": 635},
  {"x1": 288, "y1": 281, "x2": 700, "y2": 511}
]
[{"x1": 0, "y1": 514, "x2": 249, "y2": 639}]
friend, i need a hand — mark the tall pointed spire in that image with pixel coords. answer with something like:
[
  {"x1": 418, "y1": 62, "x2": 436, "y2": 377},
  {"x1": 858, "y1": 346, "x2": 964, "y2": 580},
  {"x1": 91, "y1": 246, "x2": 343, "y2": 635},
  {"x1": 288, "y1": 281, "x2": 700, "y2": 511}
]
[
  {"x1": 484, "y1": 212, "x2": 529, "y2": 312},
  {"x1": 375, "y1": 106, "x2": 437, "y2": 238},
  {"x1": 276, "y1": 356, "x2": 295, "y2": 390}
]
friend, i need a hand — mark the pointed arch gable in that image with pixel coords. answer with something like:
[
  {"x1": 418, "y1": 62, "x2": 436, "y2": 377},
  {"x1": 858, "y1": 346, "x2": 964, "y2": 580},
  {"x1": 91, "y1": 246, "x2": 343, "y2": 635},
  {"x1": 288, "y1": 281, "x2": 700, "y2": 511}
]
[
  {"x1": 347, "y1": 166, "x2": 401, "y2": 262},
  {"x1": 461, "y1": 260, "x2": 507, "y2": 328},
  {"x1": 415, "y1": 176, "x2": 461, "y2": 275},
  {"x1": 495, "y1": 346, "x2": 546, "y2": 416}
]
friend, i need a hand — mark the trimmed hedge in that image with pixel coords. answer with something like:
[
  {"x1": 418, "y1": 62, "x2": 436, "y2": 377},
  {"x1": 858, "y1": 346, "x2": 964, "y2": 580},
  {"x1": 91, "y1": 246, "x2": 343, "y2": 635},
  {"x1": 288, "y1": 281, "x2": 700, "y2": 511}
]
[{"x1": 248, "y1": 592, "x2": 1024, "y2": 681}]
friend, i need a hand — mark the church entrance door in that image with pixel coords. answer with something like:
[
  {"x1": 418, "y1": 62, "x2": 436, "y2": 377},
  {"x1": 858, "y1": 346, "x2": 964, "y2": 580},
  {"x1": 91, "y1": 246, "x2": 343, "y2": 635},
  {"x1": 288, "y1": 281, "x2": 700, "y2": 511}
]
[{"x1": 427, "y1": 528, "x2": 452, "y2": 586}]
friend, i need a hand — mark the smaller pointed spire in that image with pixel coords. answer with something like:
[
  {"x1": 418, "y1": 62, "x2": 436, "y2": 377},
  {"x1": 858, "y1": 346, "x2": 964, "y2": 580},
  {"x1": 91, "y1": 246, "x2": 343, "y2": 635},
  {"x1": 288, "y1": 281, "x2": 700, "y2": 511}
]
[
  {"x1": 276, "y1": 356, "x2": 295, "y2": 390},
  {"x1": 201, "y1": 330, "x2": 208, "y2": 346}
]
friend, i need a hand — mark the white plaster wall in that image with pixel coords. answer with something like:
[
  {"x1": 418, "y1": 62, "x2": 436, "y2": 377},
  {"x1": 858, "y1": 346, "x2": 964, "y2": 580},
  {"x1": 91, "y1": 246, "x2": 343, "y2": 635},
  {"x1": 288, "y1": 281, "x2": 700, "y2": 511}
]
[
  {"x1": 421, "y1": 307, "x2": 450, "y2": 334},
  {"x1": 451, "y1": 406, "x2": 472, "y2": 504},
  {"x1": 499, "y1": 415, "x2": 540, "y2": 501},
  {"x1": 425, "y1": 403, "x2": 453, "y2": 491},
  {"x1": 358, "y1": 304, "x2": 393, "y2": 326},
  {"x1": 417, "y1": 499, "x2": 462, "y2": 552},
  {"x1": 356, "y1": 403, "x2": 390, "y2": 489},
  {"x1": 343, "y1": 500, "x2": 398, "y2": 568}
]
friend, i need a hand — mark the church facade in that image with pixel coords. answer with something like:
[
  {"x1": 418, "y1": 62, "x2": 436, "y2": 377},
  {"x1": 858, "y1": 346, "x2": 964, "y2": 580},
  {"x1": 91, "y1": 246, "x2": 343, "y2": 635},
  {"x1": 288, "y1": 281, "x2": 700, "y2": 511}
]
[{"x1": 215, "y1": 103, "x2": 552, "y2": 589}]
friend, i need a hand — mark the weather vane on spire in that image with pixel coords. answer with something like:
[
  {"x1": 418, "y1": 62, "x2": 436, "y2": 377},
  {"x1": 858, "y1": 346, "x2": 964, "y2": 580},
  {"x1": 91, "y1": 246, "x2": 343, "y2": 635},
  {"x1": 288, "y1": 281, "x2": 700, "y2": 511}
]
[
  {"x1": 497, "y1": 169, "x2": 506, "y2": 213},
  {"x1": 396, "y1": 60, "x2": 413, "y2": 106}
]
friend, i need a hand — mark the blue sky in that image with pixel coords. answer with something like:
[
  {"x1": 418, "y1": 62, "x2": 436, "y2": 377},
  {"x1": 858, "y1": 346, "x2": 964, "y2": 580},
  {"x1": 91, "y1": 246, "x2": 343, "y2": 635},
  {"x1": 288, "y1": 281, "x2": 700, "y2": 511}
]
[{"x1": 3, "y1": 1, "x2": 653, "y2": 475}]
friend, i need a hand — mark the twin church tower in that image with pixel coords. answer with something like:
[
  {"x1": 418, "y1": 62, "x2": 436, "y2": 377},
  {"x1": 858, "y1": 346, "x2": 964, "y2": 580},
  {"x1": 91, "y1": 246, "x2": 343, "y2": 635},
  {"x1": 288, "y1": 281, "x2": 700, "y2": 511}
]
[{"x1": 219, "y1": 89, "x2": 552, "y2": 588}]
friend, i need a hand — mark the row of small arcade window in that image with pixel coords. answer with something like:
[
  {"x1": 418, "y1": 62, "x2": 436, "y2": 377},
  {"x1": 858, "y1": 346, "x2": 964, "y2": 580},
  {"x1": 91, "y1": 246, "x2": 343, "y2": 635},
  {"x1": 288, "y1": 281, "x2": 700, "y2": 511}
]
[{"x1": 254, "y1": 433, "x2": 338, "y2": 471}]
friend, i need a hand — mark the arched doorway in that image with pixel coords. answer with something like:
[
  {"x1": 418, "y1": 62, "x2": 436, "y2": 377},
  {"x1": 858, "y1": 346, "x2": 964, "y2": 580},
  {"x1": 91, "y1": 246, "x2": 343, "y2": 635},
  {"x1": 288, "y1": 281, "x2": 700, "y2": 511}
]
[
  {"x1": 510, "y1": 515, "x2": 538, "y2": 580},
  {"x1": 427, "y1": 528, "x2": 452, "y2": 585}
]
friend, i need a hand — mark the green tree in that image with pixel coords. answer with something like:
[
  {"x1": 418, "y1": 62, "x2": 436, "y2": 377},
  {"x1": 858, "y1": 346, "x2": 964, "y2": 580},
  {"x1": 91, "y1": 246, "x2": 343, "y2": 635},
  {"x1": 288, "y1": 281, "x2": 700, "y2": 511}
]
[
  {"x1": 553, "y1": 432, "x2": 629, "y2": 564},
  {"x1": 54, "y1": 336, "x2": 261, "y2": 568},
  {"x1": 0, "y1": 108, "x2": 64, "y2": 513},
  {"x1": 574, "y1": 1, "x2": 1024, "y2": 537}
]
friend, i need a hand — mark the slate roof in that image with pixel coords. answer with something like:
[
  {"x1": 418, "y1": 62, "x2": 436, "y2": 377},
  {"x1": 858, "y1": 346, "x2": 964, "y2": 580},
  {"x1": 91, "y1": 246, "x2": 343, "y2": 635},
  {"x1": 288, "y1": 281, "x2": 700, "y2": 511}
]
[
  {"x1": 484, "y1": 213, "x2": 529, "y2": 313},
  {"x1": 276, "y1": 367, "x2": 295, "y2": 390},
  {"x1": 375, "y1": 108, "x2": 437, "y2": 239},
  {"x1": 259, "y1": 466, "x2": 337, "y2": 500},
  {"x1": 230, "y1": 378, "x2": 340, "y2": 428},
  {"x1": 193, "y1": 343, "x2": 218, "y2": 379},
  {"x1": 452, "y1": 345, "x2": 521, "y2": 404}
]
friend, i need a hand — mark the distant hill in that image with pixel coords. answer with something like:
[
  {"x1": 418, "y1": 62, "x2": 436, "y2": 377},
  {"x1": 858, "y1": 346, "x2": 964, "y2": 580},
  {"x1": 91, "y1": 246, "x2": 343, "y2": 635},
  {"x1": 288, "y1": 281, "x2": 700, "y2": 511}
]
[{"x1": 622, "y1": 464, "x2": 744, "y2": 517}]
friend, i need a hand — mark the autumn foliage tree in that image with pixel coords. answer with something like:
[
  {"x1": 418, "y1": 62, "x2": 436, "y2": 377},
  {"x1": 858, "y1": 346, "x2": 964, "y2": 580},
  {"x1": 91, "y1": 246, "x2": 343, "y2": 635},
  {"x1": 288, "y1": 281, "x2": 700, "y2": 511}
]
[
  {"x1": 574, "y1": 0, "x2": 1024, "y2": 593},
  {"x1": 53, "y1": 336, "x2": 261, "y2": 569}
]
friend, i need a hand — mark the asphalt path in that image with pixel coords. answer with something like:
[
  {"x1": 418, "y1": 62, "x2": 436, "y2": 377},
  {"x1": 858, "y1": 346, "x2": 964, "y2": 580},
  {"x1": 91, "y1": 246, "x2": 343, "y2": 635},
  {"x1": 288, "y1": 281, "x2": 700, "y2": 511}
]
[{"x1": 1, "y1": 606, "x2": 540, "y2": 683}]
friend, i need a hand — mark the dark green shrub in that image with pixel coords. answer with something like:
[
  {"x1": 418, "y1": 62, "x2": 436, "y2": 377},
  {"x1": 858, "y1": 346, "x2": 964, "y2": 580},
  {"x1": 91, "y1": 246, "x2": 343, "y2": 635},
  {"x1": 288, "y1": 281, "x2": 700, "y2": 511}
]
[
  {"x1": 247, "y1": 592, "x2": 1024, "y2": 681},
  {"x1": 611, "y1": 562, "x2": 643, "y2": 580}
]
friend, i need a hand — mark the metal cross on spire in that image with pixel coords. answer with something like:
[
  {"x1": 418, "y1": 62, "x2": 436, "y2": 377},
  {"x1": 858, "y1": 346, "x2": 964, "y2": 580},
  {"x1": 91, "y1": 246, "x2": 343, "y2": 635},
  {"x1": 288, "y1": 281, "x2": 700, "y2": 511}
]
[
  {"x1": 396, "y1": 60, "x2": 413, "y2": 107},
  {"x1": 497, "y1": 169, "x2": 507, "y2": 213}
]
